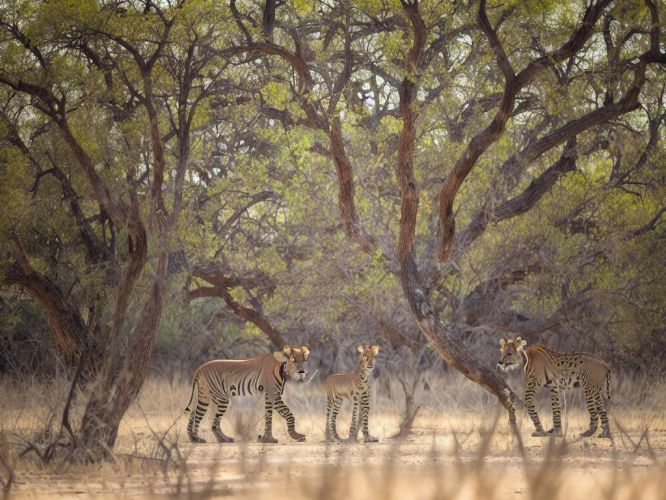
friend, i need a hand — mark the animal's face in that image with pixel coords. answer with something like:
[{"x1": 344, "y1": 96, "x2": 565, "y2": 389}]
[
  {"x1": 274, "y1": 346, "x2": 310, "y2": 383},
  {"x1": 357, "y1": 344, "x2": 380, "y2": 370},
  {"x1": 497, "y1": 337, "x2": 527, "y2": 372}
]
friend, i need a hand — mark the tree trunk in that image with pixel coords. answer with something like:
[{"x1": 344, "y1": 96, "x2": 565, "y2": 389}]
[
  {"x1": 392, "y1": 1, "x2": 518, "y2": 426},
  {"x1": 399, "y1": 256, "x2": 519, "y2": 425},
  {"x1": 77, "y1": 241, "x2": 169, "y2": 457}
]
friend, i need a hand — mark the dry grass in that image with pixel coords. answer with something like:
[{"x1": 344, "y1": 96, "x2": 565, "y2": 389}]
[{"x1": 1, "y1": 369, "x2": 665, "y2": 499}]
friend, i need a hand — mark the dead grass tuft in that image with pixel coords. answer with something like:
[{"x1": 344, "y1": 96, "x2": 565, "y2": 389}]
[{"x1": 1, "y1": 370, "x2": 665, "y2": 499}]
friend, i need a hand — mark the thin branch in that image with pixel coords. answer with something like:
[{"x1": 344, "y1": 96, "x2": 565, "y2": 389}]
[{"x1": 628, "y1": 206, "x2": 666, "y2": 238}]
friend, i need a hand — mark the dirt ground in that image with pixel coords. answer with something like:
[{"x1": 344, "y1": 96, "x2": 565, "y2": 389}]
[{"x1": 2, "y1": 375, "x2": 666, "y2": 499}]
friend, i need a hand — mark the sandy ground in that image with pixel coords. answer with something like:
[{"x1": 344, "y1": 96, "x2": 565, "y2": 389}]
[
  {"x1": 6, "y1": 429, "x2": 665, "y2": 500},
  {"x1": 2, "y1": 375, "x2": 666, "y2": 499}
]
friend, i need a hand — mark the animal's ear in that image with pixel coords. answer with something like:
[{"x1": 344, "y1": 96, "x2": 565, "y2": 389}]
[
  {"x1": 372, "y1": 345, "x2": 380, "y2": 354},
  {"x1": 282, "y1": 346, "x2": 292, "y2": 358},
  {"x1": 516, "y1": 337, "x2": 527, "y2": 351},
  {"x1": 499, "y1": 338, "x2": 506, "y2": 349},
  {"x1": 274, "y1": 350, "x2": 288, "y2": 362},
  {"x1": 301, "y1": 346, "x2": 310, "y2": 360},
  {"x1": 357, "y1": 345, "x2": 364, "y2": 353}
]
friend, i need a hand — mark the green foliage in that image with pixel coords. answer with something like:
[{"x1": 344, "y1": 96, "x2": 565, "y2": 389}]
[{"x1": 0, "y1": 0, "x2": 664, "y2": 377}]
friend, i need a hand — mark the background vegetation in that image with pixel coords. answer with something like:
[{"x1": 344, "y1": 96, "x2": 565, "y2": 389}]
[{"x1": 0, "y1": 0, "x2": 665, "y2": 463}]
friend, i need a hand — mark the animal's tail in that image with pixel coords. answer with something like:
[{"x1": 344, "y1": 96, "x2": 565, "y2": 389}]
[
  {"x1": 185, "y1": 379, "x2": 198, "y2": 413},
  {"x1": 605, "y1": 369, "x2": 612, "y2": 401}
]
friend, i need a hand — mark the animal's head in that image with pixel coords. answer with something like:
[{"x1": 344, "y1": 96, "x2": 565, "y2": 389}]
[
  {"x1": 357, "y1": 344, "x2": 380, "y2": 370},
  {"x1": 274, "y1": 346, "x2": 311, "y2": 383},
  {"x1": 497, "y1": 337, "x2": 527, "y2": 372}
]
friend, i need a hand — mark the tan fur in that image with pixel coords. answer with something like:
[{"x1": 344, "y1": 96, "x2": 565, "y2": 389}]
[
  {"x1": 186, "y1": 346, "x2": 310, "y2": 443},
  {"x1": 498, "y1": 337, "x2": 612, "y2": 438},
  {"x1": 325, "y1": 344, "x2": 380, "y2": 442}
]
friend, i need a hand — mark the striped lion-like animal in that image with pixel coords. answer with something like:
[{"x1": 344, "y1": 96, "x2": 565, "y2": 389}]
[
  {"x1": 498, "y1": 337, "x2": 612, "y2": 438},
  {"x1": 185, "y1": 346, "x2": 311, "y2": 443},
  {"x1": 325, "y1": 344, "x2": 380, "y2": 443}
]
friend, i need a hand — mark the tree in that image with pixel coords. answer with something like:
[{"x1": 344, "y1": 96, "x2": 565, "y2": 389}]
[
  {"x1": 223, "y1": 0, "x2": 666, "y2": 424},
  {"x1": 0, "y1": 0, "x2": 230, "y2": 459}
]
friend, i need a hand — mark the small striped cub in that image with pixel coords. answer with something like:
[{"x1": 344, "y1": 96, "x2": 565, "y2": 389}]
[
  {"x1": 325, "y1": 344, "x2": 380, "y2": 443},
  {"x1": 498, "y1": 337, "x2": 612, "y2": 438}
]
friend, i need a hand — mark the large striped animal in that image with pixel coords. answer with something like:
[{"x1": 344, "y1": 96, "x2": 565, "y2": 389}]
[
  {"x1": 185, "y1": 346, "x2": 310, "y2": 443},
  {"x1": 498, "y1": 337, "x2": 612, "y2": 438},
  {"x1": 325, "y1": 344, "x2": 380, "y2": 443}
]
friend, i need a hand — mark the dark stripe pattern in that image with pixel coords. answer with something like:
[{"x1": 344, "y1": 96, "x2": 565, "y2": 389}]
[
  {"x1": 326, "y1": 358, "x2": 377, "y2": 442},
  {"x1": 186, "y1": 361, "x2": 302, "y2": 443},
  {"x1": 523, "y1": 346, "x2": 612, "y2": 438}
]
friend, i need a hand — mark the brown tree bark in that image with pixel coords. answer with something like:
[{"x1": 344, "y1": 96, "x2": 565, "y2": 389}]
[
  {"x1": 3, "y1": 236, "x2": 103, "y2": 375},
  {"x1": 75, "y1": 22, "x2": 174, "y2": 455},
  {"x1": 188, "y1": 265, "x2": 287, "y2": 348},
  {"x1": 394, "y1": 0, "x2": 519, "y2": 423},
  {"x1": 77, "y1": 237, "x2": 168, "y2": 453},
  {"x1": 436, "y1": 0, "x2": 612, "y2": 262},
  {"x1": 329, "y1": 117, "x2": 376, "y2": 253}
]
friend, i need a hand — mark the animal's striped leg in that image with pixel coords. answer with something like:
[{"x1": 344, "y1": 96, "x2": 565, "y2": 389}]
[
  {"x1": 211, "y1": 397, "x2": 234, "y2": 443},
  {"x1": 274, "y1": 395, "x2": 305, "y2": 441},
  {"x1": 188, "y1": 396, "x2": 209, "y2": 443},
  {"x1": 580, "y1": 384, "x2": 599, "y2": 437},
  {"x1": 360, "y1": 390, "x2": 377, "y2": 443},
  {"x1": 595, "y1": 392, "x2": 611, "y2": 439},
  {"x1": 525, "y1": 378, "x2": 546, "y2": 436},
  {"x1": 326, "y1": 395, "x2": 342, "y2": 442},
  {"x1": 547, "y1": 387, "x2": 563, "y2": 436},
  {"x1": 348, "y1": 393, "x2": 360, "y2": 442},
  {"x1": 258, "y1": 392, "x2": 278, "y2": 443}
]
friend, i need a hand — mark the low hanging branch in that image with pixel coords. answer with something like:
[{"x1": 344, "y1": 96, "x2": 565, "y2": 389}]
[
  {"x1": 188, "y1": 265, "x2": 286, "y2": 348},
  {"x1": 3, "y1": 235, "x2": 103, "y2": 375}
]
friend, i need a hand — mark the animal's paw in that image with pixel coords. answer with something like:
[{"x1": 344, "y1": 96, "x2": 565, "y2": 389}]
[
  {"x1": 531, "y1": 429, "x2": 548, "y2": 437},
  {"x1": 212, "y1": 429, "x2": 234, "y2": 443},
  {"x1": 290, "y1": 431, "x2": 306, "y2": 442},
  {"x1": 599, "y1": 430, "x2": 612, "y2": 439},
  {"x1": 258, "y1": 434, "x2": 278, "y2": 444},
  {"x1": 189, "y1": 435, "x2": 206, "y2": 444},
  {"x1": 546, "y1": 428, "x2": 563, "y2": 437},
  {"x1": 363, "y1": 435, "x2": 379, "y2": 443},
  {"x1": 325, "y1": 433, "x2": 342, "y2": 443},
  {"x1": 579, "y1": 428, "x2": 597, "y2": 438}
]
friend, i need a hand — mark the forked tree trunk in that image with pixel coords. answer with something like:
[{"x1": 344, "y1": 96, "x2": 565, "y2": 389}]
[{"x1": 393, "y1": 0, "x2": 519, "y2": 426}]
